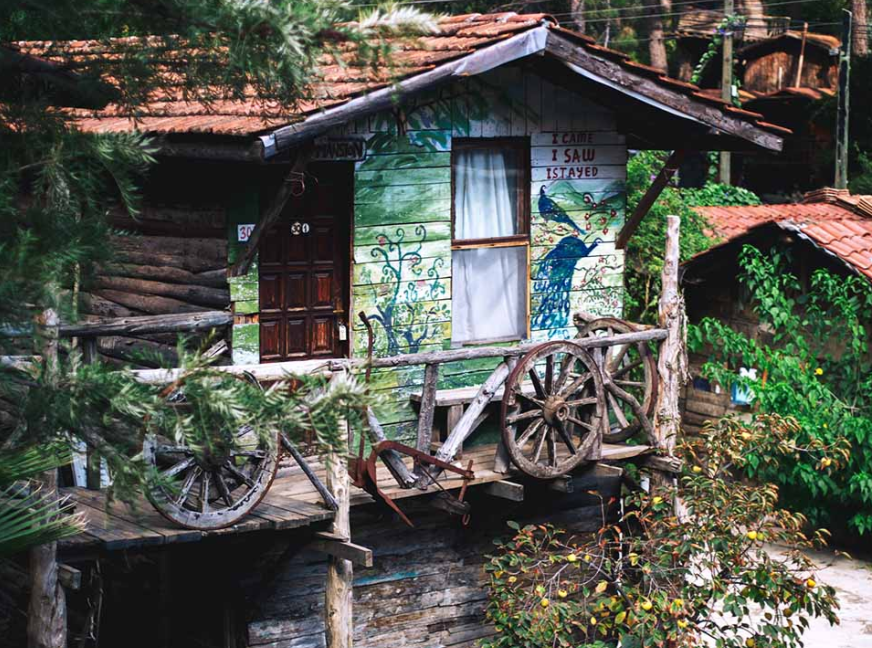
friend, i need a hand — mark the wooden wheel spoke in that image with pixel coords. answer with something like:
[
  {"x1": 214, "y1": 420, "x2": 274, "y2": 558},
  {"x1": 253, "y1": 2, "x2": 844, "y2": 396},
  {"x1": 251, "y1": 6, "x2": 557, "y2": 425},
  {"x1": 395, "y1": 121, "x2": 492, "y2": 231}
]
[
  {"x1": 175, "y1": 467, "x2": 201, "y2": 506},
  {"x1": 554, "y1": 420, "x2": 577, "y2": 455},
  {"x1": 564, "y1": 397, "x2": 599, "y2": 407},
  {"x1": 607, "y1": 391, "x2": 631, "y2": 428},
  {"x1": 231, "y1": 449, "x2": 267, "y2": 459},
  {"x1": 506, "y1": 409, "x2": 543, "y2": 425},
  {"x1": 516, "y1": 419, "x2": 544, "y2": 448},
  {"x1": 532, "y1": 426, "x2": 548, "y2": 464},
  {"x1": 515, "y1": 391, "x2": 544, "y2": 407},
  {"x1": 155, "y1": 444, "x2": 194, "y2": 458},
  {"x1": 615, "y1": 380, "x2": 645, "y2": 388},
  {"x1": 554, "y1": 355, "x2": 575, "y2": 391},
  {"x1": 546, "y1": 426, "x2": 558, "y2": 466},
  {"x1": 558, "y1": 372, "x2": 592, "y2": 398},
  {"x1": 200, "y1": 473, "x2": 211, "y2": 513},
  {"x1": 568, "y1": 415, "x2": 597, "y2": 433},
  {"x1": 161, "y1": 456, "x2": 195, "y2": 479},
  {"x1": 528, "y1": 368, "x2": 546, "y2": 399},
  {"x1": 214, "y1": 471, "x2": 235, "y2": 507},
  {"x1": 544, "y1": 354, "x2": 554, "y2": 394},
  {"x1": 612, "y1": 358, "x2": 644, "y2": 381},
  {"x1": 223, "y1": 461, "x2": 255, "y2": 487}
]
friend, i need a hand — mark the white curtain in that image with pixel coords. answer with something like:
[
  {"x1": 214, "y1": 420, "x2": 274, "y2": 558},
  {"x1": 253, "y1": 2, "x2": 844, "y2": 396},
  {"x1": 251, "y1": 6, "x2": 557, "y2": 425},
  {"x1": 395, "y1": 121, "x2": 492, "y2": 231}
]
[{"x1": 452, "y1": 148, "x2": 526, "y2": 344}]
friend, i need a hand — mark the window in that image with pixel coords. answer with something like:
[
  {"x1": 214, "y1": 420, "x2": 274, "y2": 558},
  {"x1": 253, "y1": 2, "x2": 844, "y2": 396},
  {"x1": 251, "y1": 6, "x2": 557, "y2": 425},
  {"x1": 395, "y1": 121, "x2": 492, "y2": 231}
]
[{"x1": 451, "y1": 139, "x2": 530, "y2": 345}]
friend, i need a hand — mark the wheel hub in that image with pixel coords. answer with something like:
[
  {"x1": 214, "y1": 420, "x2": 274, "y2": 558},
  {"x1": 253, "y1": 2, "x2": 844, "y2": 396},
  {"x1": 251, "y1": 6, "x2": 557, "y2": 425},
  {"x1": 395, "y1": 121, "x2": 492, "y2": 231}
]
[{"x1": 542, "y1": 396, "x2": 570, "y2": 426}]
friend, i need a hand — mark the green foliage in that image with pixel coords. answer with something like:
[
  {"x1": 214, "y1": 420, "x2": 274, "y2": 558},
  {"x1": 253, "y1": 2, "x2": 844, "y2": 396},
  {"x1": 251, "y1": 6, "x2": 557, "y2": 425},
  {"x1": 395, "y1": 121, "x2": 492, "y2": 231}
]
[
  {"x1": 483, "y1": 414, "x2": 841, "y2": 648},
  {"x1": 0, "y1": 443, "x2": 85, "y2": 557},
  {"x1": 624, "y1": 151, "x2": 747, "y2": 323},
  {"x1": 691, "y1": 245, "x2": 872, "y2": 535},
  {"x1": 0, "y1": 0, "x2": 429, "y2": 554}
]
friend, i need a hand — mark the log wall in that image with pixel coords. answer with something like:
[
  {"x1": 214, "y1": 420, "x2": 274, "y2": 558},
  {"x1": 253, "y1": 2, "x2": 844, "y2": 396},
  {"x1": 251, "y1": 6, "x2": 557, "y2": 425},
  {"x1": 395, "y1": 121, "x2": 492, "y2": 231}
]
[
  {"x1": 79, "y1": 160, "x2": 234, "y2": 367},
  {"x1": 247, "y1": 472, "x2": 621, "y2": 648}
]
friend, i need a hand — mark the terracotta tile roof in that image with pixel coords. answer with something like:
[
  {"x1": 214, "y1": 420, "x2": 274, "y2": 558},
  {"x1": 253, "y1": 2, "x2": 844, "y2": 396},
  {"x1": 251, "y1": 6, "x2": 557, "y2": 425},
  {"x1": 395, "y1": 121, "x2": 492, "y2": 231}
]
[
  {"x1": 8, "y1": 12, "x2": 792, "y2": 140},
  {"x1": 692, "y1": 191, "x2": 872, "y2": 281}
]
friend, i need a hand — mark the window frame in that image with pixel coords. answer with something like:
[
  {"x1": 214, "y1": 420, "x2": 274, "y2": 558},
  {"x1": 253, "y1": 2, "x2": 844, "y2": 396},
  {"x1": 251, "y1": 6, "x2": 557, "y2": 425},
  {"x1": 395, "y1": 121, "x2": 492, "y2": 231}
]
[
  {"x1": 449, "y1": 137, "x2": 532, "y2": 345},
  {"x1": 450, "y1": 137, "x2": 531, "y2": 250}
]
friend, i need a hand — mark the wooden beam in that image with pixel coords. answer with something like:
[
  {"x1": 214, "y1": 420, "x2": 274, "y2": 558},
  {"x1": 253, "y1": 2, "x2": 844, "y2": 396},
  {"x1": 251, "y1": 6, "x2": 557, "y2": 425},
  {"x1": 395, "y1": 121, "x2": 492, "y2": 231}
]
[
  {"x1": 312, "y1": 534, "x2": 373, "y2": 568},
  {"x1": 482, "y1": 480, "x2": 525, "y2": 501},
  {"x1": 615, "y1": 150, "x2": 685, "y2": 250},
  {"x1": 642, "y1": 454, "x2": 683, "y2": 474},
  {"x1": 229, "y1": 143, "x2": 313, "y2": 278},
  {"x1": 60, "y1": 311, "x2": 232, "y2": 338},
  {"x1": 58, "y1": 564, "x2": 82, "y2": 591},
  {"x1": 416, "y1": 363, "x2": 439, "y2": 452},
  {"x1": 546, "y1": 475, "x2": 574, "y2": 493}
]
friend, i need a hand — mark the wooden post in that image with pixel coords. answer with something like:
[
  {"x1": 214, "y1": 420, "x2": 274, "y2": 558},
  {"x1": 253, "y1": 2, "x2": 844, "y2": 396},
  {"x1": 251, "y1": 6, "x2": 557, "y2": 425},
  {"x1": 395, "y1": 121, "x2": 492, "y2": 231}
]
[
  {"x1": 835, "y1": 9, "x2": 852, "y2": 190},
  {"x1": 416, "y1": 363, "x2": 439, "y2": 452},
  {"x1": 27, "y1": 308, "x2": 66, "y2": 648},
  {"x1": 652, "y1": 215, "x2": 688, "y2": 465},
  {"x1": 719, "y1": 0, "x2": 735, "y2": 185},
  {"x1": 324, "y1": 425, "x2": 353, "y2": 648}
]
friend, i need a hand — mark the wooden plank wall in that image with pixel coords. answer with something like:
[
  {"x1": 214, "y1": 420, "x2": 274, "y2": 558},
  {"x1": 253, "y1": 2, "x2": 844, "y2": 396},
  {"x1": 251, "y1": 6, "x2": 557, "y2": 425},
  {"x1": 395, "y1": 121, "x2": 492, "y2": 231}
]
[
  {"x1": 247, "y1": 470, "x2": 622, "y2": 648},
  {"x1": 339, "y1": 66, "x2": 628, "y2": 443}
]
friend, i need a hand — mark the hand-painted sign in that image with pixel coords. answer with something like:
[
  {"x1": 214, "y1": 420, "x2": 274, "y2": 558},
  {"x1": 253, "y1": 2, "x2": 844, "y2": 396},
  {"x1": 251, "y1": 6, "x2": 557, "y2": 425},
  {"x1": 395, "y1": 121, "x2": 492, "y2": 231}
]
[
  {"x1": 237, "y1": 224, "x2": 256, "y2": 242},
  {"x1": 312, "y1": 138, "x2": 367, "y2": 162}
]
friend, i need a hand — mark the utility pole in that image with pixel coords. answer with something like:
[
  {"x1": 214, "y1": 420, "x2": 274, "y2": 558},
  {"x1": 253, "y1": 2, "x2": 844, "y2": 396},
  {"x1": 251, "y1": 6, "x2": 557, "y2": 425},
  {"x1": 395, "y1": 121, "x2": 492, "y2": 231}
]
[
  {"x1": 835, "y1": 9, "x2": 852, "y2": 190},
  {"x1": 718, "y1": 0, "x2": 735, "y2": 185}
]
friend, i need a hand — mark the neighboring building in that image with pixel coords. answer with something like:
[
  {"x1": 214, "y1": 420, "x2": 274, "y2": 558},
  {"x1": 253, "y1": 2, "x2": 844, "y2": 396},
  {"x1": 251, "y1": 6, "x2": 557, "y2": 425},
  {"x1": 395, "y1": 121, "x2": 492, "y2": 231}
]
[
  {"x1": 6, "y1": 13, "x2": 785, "y2": 647},
  {"x1": 680, "y1": 188, "x2": 872, "y2": 433},
  {"x1": 672, "y1": 10, "x2": 840, "y2": 193}
]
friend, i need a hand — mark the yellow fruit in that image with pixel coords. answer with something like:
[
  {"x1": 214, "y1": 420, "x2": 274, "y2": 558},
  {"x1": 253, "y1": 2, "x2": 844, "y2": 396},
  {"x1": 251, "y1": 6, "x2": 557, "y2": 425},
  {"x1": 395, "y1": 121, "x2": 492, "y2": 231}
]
[
  {"x1": 583, "y1": 554, "x2": 592, "y2": 562},
  {"x1": 815, "y1": 367, "x2": 824, "y2": 376},
  {"x1": 821, "y1": 458, "x2": 833, "y2": 469},
  {"x1": 566, "y1": 553, "x2": 577, "y2": 563},
  {"x1": 590, "y1": 616, "x2": 597, "y2": 625},
  {"x1": 677, "y1": 620, "x2": 689, "y2": 629},
  {"x1": 558, "y1": 589, "x2": 568, "y2": 599},
  {"x1": 746, "y1": 530, "x2": 758, "y2": 541},
  {"x1": 541, "y1": 598, "x2": 550, "y2": 608},
  {"x1": 692, "y1": 466, "x2": 703, "y2": 474},
  {"x1": 652, "y1": 496, "x2": 663, "y2": 505},
  {"x1": 641, "y1": 600, "x2": 653, "y2": 612},
  {"x1": 746, "y1": 638, "x2": 756, "y2": 648},
  {"x1": 806, "y1": 578, "x2": 817, "y2": 589},
  {"x1": 508, "y1": 576, "x2": 517, "y2": 584}
]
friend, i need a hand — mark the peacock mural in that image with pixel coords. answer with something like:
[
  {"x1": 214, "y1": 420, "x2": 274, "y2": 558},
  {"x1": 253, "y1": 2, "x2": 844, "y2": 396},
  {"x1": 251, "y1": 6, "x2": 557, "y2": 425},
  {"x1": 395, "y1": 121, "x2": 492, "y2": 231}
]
[{"x1": 532, "y1": 182, "x2": 625, "y2": 337}]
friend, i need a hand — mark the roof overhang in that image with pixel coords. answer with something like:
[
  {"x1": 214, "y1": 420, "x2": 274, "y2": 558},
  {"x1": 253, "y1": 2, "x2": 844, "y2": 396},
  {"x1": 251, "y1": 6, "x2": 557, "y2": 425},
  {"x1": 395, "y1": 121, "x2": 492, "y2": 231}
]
[{"x1": 265, "y1": 25, "x2": 784, "y2": 157}]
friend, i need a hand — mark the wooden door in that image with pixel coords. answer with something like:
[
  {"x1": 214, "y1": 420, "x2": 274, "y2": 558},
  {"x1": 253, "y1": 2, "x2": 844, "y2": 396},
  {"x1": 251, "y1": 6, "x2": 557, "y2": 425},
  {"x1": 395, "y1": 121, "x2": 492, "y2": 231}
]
[{"x1": 258, "y1": 164, "x2": 351, "y2": 362}]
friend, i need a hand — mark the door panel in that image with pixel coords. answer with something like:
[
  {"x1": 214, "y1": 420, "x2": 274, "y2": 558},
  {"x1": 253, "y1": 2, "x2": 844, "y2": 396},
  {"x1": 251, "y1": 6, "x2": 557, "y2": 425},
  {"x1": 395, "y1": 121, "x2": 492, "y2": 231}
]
[{"x1": 258, "y1": 164, "x2": 351, "y2": 362}]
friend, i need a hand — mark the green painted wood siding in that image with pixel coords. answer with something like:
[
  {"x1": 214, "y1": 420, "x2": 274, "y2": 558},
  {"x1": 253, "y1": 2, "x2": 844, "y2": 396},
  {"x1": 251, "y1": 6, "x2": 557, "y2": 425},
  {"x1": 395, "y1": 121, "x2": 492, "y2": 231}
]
[{"x1": 341, "y1": 67, "x2": 627, "y2": 445}]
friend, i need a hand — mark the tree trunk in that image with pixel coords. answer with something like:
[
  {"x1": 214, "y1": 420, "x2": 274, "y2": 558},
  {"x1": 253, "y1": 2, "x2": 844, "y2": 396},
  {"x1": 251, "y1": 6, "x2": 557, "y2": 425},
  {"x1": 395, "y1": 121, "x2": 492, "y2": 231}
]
[
  {"x1": 853, "y1": 0, "x2": 868, "y2": 56},
  {"x1": 571, "y1": 0, "x2": 586, "y2": 34},
  {"x1": 27, "y1": 308, "x2": 66, "y2": 648},
  {"x1": 646, "y1": 0, "x2": 671, "y2": 72}
]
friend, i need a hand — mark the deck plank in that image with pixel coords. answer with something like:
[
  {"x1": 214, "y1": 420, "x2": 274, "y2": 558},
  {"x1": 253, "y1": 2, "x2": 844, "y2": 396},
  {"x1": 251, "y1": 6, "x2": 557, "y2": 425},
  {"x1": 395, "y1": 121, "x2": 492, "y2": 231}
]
[{"x1": 58, "y1": 441, "x2": 649, "y2": 553}]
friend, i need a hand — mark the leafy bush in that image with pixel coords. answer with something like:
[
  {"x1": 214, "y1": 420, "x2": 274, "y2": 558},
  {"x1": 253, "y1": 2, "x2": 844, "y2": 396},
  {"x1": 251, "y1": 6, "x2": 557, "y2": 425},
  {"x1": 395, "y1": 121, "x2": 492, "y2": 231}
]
[
  {"x1": 691, "y1": 245, "x2": 872, "y2": 535},
  {"x1": 482, "y1": 414, "x2": 842, "y2": 648},
  {"x1": 623, "y1": 152, "x2": 760, "y2": 323}
]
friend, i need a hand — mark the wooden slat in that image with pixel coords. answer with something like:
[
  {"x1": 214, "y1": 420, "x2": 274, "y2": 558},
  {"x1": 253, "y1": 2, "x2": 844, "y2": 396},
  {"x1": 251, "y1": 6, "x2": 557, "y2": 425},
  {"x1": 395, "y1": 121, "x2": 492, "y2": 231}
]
[{"x1": 67, "y1": 499, "x2": 164, "y2": 551}]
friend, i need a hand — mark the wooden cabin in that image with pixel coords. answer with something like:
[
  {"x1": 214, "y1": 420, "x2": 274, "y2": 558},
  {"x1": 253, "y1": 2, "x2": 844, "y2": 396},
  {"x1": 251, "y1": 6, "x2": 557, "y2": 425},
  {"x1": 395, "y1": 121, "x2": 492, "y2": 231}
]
[
  {"x1": 5, "y1": 12, "x2": 786, "y2": 648},
  {"x1": 680, "y1": 188, "x2": 872, "y2": 433}
]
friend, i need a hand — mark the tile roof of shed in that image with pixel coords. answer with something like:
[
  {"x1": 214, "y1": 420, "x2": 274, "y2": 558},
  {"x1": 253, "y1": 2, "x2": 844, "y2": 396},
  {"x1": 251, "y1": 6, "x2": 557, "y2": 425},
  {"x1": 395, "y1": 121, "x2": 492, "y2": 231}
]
[
  {"x1": 8, "y1": 12, "x2": 791, "y2": 140},
  {"x1": 692, "y1": 190, "x2": 872, "y2": 281}
]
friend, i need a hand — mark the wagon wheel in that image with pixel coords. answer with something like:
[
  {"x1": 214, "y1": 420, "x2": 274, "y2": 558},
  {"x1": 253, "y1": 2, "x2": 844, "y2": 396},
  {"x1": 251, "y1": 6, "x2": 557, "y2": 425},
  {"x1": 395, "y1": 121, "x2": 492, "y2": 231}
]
[
  {"x1": 577, "y1": 317, "x2": 658, "y2": 444},
  {"x1": 143, "y1": 376, "x2": 279, "y2": 530},
  {"x1": 500, "y1": 341, "x2": 605, "y2": 479}
]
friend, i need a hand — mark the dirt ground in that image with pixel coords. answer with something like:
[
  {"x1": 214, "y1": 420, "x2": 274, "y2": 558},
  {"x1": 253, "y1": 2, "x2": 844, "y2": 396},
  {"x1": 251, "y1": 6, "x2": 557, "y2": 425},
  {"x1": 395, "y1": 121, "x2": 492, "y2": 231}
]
[{"x1": 793, "y1": 547, "x2": 872, "y2": 646}]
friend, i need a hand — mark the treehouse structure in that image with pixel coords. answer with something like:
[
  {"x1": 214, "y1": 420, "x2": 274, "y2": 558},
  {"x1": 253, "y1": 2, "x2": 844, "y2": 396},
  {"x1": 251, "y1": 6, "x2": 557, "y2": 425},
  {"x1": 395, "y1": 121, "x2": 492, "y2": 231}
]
[{"x1": 5, "y1": 12, "x2": 788, "y2": 648}]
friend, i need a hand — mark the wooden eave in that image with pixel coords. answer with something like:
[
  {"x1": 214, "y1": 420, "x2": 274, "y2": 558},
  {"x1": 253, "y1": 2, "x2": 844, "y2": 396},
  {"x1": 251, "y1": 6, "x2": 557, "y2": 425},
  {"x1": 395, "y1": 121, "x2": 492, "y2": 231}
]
[{"x1": 265, "y1": 24, "x2": 784, "y2": 156}]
